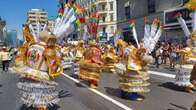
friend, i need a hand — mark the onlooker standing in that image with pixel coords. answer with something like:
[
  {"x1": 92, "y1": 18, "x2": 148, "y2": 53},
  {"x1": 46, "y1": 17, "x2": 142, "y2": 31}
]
[
  {"x1": 190, "y1": 64, "x2": 196, "y2": 88},
  {"x1": 167, "y1": 43, "x2": 173, "y2": 65},
  {"x1": 0, "y1": 47, "x2": 10, "y2": 72},
  {"x1": 162, "y1": 43, "x2": 169, "y2": 64},
  {"x1": 175, "y1": 44, "x2": 182, "y2": 65},
  {"x1": 154, "y1": 45, "x2": 162, "y2": 68},
  {"x1": 170, "y1": 44, "x2": 177, "y2": 69}
]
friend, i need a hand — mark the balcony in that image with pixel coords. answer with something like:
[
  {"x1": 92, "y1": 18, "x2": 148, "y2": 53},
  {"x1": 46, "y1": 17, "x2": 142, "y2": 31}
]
[
  {"x1": 97, "y1": 10, "x2": 108, "y2": 15},
  {"x1": 98, "y1": 21, "x2": 116, "y2": 26},
  {"x1": 97, "y1": 7, "x2": 108, "y2": 15},
  {"x1": 95, "y1": 0, "x2": 107, "y2": 4}
]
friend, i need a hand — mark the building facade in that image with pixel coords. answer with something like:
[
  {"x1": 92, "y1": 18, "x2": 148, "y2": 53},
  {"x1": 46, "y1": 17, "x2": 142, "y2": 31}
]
[
  {"x1": 27, "y1": 9, "x2": 48, "y2": 34},
  {"x1": 48, "y1": 19, "x2": 55, "y2": 31},
  {"x1": 117, "y1": 0, "x2": 191, "y2": 43},
  {"x1": 5, "y1": 29, "x2": 18, "y2": 48},
  {"x1": 0, "y1": 17, "x2": 6, "y2": 43},
  {"x1": 77, "y1": 0, "x2": 117, "y2": 38}
]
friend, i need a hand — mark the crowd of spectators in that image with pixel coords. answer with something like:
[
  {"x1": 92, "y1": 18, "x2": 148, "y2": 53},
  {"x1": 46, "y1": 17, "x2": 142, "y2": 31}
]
[{"x1": 152, "y1": 41, "x2": 187, "y2": 69}]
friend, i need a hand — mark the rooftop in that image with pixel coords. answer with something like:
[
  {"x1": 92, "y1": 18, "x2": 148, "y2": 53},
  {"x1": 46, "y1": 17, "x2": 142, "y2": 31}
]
[{"x1": 29, "y1": 9, "x2": 46, "y2": 12}]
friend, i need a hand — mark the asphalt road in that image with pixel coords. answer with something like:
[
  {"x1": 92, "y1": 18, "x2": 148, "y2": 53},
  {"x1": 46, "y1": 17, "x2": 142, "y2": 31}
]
[{"x1": 0, "y1": 67, "x2": 195, "y2": 110}]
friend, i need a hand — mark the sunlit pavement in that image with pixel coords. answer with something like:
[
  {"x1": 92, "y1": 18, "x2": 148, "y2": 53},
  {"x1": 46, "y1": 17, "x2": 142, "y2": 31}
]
[{"x1": 0, "y1": 67, "x2": 195, "y2": 110}]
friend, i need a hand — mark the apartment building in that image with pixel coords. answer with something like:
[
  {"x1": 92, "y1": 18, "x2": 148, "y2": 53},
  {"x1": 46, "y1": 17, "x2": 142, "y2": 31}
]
[
  {"x1": 77, "y1": 0, "x2": 117, "y2": 39},
  {"x1": 27, "y1": 9, "x2": 48, "y2": 34},
  {"x1": 0, "y1": 17, "x2": 6, "y2": 42}
]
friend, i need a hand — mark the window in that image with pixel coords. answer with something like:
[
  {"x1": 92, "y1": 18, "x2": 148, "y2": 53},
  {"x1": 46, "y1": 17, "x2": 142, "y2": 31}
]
[
  {"x1": 30, "y1": 21, "x2": 36, "y2": 23},
  {"x1": 41, "y1": 13, "x2": 47, "y2": 15},
  {"x1": 40, "y1": 17, "x2": 46, "y2": 19},
  {"x1": 103, "y1": 27, "x2": 106, "y2": 33},
  {"x1": 148, "y1": 0, "x2": 156, "y2": 14},
  {"x1": 85, "y1": 11, "x2": 88, "y2": 16},
  {"x1": 110, "y1": 26, "x2": 114, "y2": 33},
  {"x1": 92, "y1": 7, "x2": 97, "y2": 12},
  {"x1": 110, "y1": 14, "x2": 113, "y2": 21},
  {"x1": 125, "y1": 6, "x2": 131, "y2": 19},
  {"x1": 41, "y1": 21, "x2": 46, "y2": 23},
  {"x1": 29, "y1": 12, "x2": 35, "y2": 15},
  {"x1": 110, "y1": 2, "x2": 113, "y2": 11},
  {"x1": 101, "y1": 4, "x2": 106, "y2": 11},
  {"x1": 32, "y1": 24, "x2": 36, "y2": 27},
  {"x1": 88, "y1": 1, "x2": 90, "y2": 5},
  {"x1": 29, "y1": 16, "x2": 36, "y2": 19},
  {"x1": 102, "y1": 16, "x2": 106, "y2": 22}
]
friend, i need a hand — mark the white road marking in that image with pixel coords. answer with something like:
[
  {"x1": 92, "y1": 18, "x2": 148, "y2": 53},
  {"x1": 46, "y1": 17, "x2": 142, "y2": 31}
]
[
  {"x1": 149, "y1": 71, "x2": 175, "y2": 78},
  {"x1": 62, "y1": 73, "x2": 133, "y2": 110},
  {"x1": 62, "y1": 70, "x2": 178, "y2": 110}
]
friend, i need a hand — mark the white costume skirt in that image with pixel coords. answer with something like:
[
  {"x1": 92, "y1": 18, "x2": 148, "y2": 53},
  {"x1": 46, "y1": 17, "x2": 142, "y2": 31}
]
[
  {"x1": 62, "y1": 58, "x2": 73, "y2": 69},
  {"x1": 17, "y1": 78, "x2": 60, "y2": 107},
  {"x1": 175, "y1": 65, "x2": 194, "y2": 87},
  {"x1": 72, "y1": 63, "x2": 80, "y2": 75}
]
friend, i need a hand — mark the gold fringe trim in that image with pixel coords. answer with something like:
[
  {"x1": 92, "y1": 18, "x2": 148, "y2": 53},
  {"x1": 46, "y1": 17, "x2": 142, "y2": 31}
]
[
  {"x1": 79, "y1": 69, "x2": 100, "y2": 81},
  {"x1": 119, "y1": 82, "x2": 150, "y2": 87}
]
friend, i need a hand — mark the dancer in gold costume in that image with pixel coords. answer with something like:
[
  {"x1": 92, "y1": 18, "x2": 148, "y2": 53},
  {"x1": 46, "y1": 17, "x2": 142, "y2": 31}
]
[
  {"x1": 79, "y1": 40, "x2": 103, "y2": 89},
  {"x1": 102, "y1": 45, "x2": 118, "y2": 73},
  {"x1": 13, "y1": 26, "x2": 62, "y2": 110},
  {"x1": 75, "y1": 41, "x2": 85, "y2": 62},
  {"x1": 116, "y1": 18, "x2": 161, "y2": 101},
  {"x1": 13, "y1": 1, "x2": 80, "y2": 109},
  {"x1": 174, "y1": 1, "x2": 196, "y2": 93},
  {"x1": 116, "y1": 42, "x2": 153, "y2": 101}
]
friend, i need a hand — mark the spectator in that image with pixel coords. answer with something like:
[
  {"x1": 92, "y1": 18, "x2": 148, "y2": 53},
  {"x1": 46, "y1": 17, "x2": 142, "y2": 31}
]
[
  {"x1": 170, "y1": 44, "x2": 177, "y2": 69},
  {"x1": 190, "y1": 64, "x2": 196, "y2": 88},
  {"x1": 175, "y1": 44, "x2": 182, "y2": 65},
  {"x1": 0, "y1": 47, "x2": 10, "y2": 72},
  {"x1": 154, "y1": 45, "x2": 163, "y2": 68},
  {"x1": 162, "y1": 43, "x2": 170, "y2": 64}
]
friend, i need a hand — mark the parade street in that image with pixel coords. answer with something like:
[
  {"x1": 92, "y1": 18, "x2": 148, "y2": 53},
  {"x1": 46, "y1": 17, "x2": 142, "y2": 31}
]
[
  {"x1": 0, "y1": 66, "x2": 195, "y2": 110},
  {"x1": 0, "y1": 0, "x2": 195, "y2": 110}
]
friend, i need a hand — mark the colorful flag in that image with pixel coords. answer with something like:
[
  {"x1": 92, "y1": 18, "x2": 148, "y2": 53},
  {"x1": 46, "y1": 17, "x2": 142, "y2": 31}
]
[
  {"x1": 58, "y1": 2, "x2": 65, "y2": 17},
  {"x1": 88, "y1": 12, "x2": 99, "y2": 35}
]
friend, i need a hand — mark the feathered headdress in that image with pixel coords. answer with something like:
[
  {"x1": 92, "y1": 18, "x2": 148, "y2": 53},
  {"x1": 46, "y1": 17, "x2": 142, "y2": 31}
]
[
  {"x1": 143, "y1": 17, "x2": 163, "y2": 53},
  {"x1": 129, "y1": 20, "x2": 140, "y2": 48},
  {"x1": 25, "y1": 1, "x2": 81, "y2": 44}
]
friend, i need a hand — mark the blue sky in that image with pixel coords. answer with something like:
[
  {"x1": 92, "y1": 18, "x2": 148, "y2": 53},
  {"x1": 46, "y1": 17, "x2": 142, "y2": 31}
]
[{"x1": 0, "y1": 0, "x2": 59, "y2": 39}]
